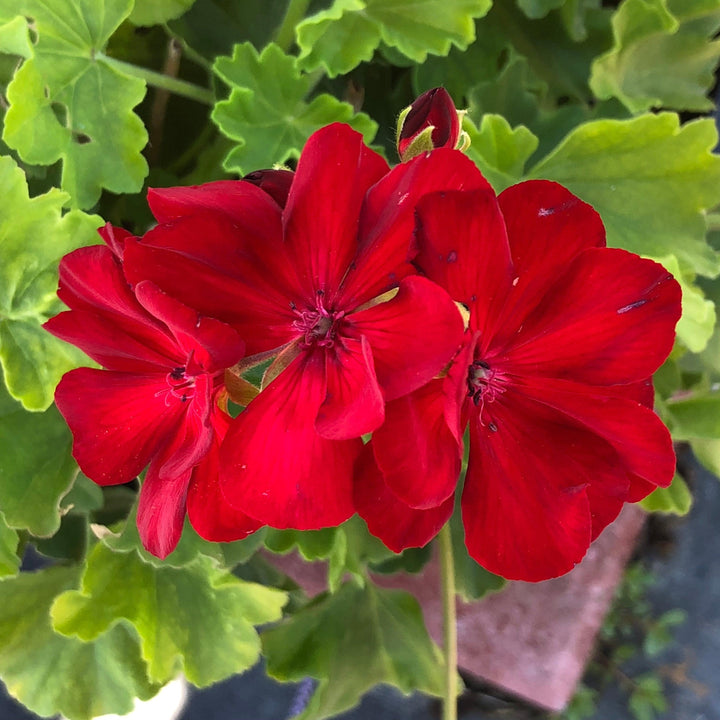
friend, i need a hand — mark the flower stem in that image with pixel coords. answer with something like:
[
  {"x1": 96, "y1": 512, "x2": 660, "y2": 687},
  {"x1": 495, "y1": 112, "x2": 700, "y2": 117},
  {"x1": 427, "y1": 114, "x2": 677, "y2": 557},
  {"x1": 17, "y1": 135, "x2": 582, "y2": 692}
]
[
  {"x1": 97, "y1": 54, "x2": 215, "y2": 105},
  {"x1": 274, "y1": 0, "x2": 312, "y2": 52},
  {"x1": 438, "y1": 523, "x2": 458, "y2": 720}
]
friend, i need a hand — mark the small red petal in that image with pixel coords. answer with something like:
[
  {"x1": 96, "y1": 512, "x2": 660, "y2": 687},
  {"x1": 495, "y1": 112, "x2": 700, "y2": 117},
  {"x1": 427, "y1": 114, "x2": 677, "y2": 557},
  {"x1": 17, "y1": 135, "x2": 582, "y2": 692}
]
[
  {"x1": 220, "y1": 351, "x2": 359, "y2": 529},
  {"x1": 315, "y1": 336, "x2": 384, "y2": 440},
  {"x1": 354, "y1": 445, "x2": 454, "y2": 553},
  {"x1": 350, "y1": 275, "x2": 464, "y2": 401},
  {"x1": 371, "y1": 379, "x2": 461, "y2": 509}
]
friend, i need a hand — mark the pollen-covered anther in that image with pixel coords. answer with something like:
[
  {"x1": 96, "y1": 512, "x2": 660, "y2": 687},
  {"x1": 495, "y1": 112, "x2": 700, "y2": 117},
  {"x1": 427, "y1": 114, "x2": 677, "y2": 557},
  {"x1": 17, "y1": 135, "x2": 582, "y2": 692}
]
[
  {"x1": 164, "y1": 366, "x2": 196, "y2": 403},
  {"x1": 466, "y1": 359, "x2": 506, "y2": 409},
  {"x1": 292, "y1": 294, "x2": 346, "y2": 348}
]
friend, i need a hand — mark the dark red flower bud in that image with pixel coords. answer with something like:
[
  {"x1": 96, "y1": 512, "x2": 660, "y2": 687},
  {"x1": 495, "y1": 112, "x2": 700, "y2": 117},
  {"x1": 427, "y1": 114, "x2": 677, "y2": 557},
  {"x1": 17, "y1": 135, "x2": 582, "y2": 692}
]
[
  {"x1": 243, "y1": 168, "x2": 294, "y2": 208},
  {"x1": 396, "y1": 88, "x2": 461, "y2": 161}
]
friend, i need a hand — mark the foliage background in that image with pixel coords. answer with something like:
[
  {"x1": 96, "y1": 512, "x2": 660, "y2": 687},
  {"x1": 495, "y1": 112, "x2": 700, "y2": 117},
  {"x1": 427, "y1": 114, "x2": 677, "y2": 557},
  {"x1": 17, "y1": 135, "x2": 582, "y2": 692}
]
[{"x1": 0, "y1": 0, "x2": 719, "y2": 718}]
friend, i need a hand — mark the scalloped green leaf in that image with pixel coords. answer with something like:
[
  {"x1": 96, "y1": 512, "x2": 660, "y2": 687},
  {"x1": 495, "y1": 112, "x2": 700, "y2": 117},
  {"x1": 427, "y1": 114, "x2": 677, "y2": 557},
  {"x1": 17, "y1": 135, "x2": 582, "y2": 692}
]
[
  {"x1": 464, "y1": 114, "x2": 539, "y2": 192},
  {"x1": 517, "y1": 0, "x2": 566, "y2": 19},
  {"x1": 0, "y1": 0, "x2": 149, "y2": 208},
  {"x1": 212, "y1": 42, "x2": 377, "y2": 174},
  {"x1": 0, "y1": 155, "x2": 101, "y2": 410},
  {"x1": 263, "y1": 582, "x2": 447, "y2": 720},
  {"x1": 528, "y1": 114, "x2": 720, "y2": 278},
  {"x1": 52, "y1": 543, "x2": 287, "y2": 686},
  {"x1": 0, "y1": 512, "x2": 19, "y2": 577},
  {"x1": 654, "y1": 254, "x2": 716, "y2": 353},
  {"x1": 129, "y1": 0, "x2": 196, "y2": 26},
  {"x1": 590, "y1": 0, "x2": 720, "y2": 114},
  {"x1": 0, "y1": 382, "x2": 77, "y2": 537},
  {"x1": 296, "y1": 0, "x2": 492, "y2": 77},
  {"x1": 639, "y1": 473, "x2": 692, "y2": 515},
  {"x1": 0, "y1": 566, "x2": 159, "y2": 720}
]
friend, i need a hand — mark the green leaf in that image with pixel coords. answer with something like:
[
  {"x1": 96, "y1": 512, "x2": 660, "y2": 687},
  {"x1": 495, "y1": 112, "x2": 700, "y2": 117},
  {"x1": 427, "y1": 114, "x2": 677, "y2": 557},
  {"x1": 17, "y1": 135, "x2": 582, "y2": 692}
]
[
  {"x1": 688, "y1": 437, "x2": 720, "y2": 477},
  {"x1": 0, "y1": 15, "x2": 32, "y2": 58},
  {"x1": 0, "y1": 0, "x2": 149, "y2": 208},
  {"x1": 265, "y1": 526, "x2": 339, "y2": 560},
  {"x1": 129, "y1": 0, "x2": 196, "y2": 26},
  {"x1": 653, "y1": 254, "x2": 716, "y2": 353},
  {"x1": 628, "y1": 673, "x2": 667, "y2": 720},
  {"x1": 639, "y1": 473, "x2": 692, "y2": 515},
  {"x1": 62, "y1": 473, "x2": 104, "y2": 514},
  {"x1": 52, "y1": 543, "x2": 287, "y2": 686},
  {"x1": 464, "y1": 114, "x2": 539, "y2": 192},
  {"x1": 450, "y1": 508, "x2": 505, "y2": 601},
  {"x1": 34, "y1": 512, "x2": 89, "y2": 562},
  {"x1": 643, "y1": 608, "x2": 686, "y2": 656},
  {"x1": 0, "y1": 155, "x2": 101, "y2": 410},
  {"x1": 666, "y1": 391, "x2": 720, "y2": 439},
  {"x1": 528, "y1": 114, "x2": 720, "y2": 278},
  {"x1": 590, "y1": 0, "x2": 720, "y2": 114},
  {"x1": 0, "y1": 511, "x2": 19, "y2": 577},
  {"x1": 0, "y1": 566, "x2": 159, "y2": 720},
  {"x1": 212, "y1": 42, "x2": 378, "y2": 174},
  {"x1": 103, "y1": 501, "x2": 225, "y2": 569},
  {"x1": 516, "y1": 0, "x2": 566, "y2": 19},
  {"x1": 0, "y1": 382, "x2": 77, "y2": 536},
  {"x1": 296, "y1": 0, "x2": 492, "y2": 77},
  {"x1": 263, "y1": 581, "x2": 446, "y2": 719}
]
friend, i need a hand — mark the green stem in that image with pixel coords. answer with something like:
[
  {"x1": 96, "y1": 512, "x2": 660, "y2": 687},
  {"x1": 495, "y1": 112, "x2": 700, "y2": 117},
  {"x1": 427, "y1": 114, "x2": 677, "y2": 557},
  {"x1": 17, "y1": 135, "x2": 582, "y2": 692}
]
[
  {"x1": 98, "y1": 54, "x2": 214, "y2": 105},
  {"x1": 438, "y1": 523, "x2": 458, "y2": 720},
  {"x1": 163, "y1": 24, "x2": 213, "y2": 72},
  {"x1": 275, "y1": 0, "x2": 312, "y2": 52}
]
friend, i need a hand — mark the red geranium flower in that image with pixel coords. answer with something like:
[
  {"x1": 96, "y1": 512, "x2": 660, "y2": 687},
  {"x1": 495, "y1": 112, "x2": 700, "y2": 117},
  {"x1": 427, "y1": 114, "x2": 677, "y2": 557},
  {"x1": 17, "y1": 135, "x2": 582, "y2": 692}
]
[
  {"x1": 122, "y1": 123, "x2": 487, "y2": 530},
  {"x1": 44, "y1": 226, "x2": 259, "y2": 558},
  {"x1": 358, "y1": 180, "x2": 682, "y2": 581}
]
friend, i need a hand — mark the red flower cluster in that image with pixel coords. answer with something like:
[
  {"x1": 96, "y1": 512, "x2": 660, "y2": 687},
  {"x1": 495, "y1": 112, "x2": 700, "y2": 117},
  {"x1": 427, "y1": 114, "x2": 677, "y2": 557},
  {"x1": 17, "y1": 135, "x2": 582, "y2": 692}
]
[{"x1": 47, "y1": 117, "x2": 681, "y2": 579}]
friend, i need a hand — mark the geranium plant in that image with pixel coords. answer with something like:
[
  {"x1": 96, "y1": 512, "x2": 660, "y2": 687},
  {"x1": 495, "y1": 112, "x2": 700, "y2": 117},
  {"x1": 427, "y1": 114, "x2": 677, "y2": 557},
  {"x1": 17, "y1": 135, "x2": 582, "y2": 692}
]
[{"x1": 0, "y1": 2, "x2": 718, "y2": 719}]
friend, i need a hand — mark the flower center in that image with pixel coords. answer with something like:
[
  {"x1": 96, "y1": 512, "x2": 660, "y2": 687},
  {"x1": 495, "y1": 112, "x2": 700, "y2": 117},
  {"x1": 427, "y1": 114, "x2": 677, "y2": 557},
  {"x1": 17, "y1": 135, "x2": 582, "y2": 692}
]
[
  {"x1": 466, "y1": 360, "x2": 506, "y2": 413},
  {"x1": 164, "y1": 366, "x2": 196, "y2": 404},
  {"x1": 292, "y1": 291, "x2": 345, "y2": 348}
]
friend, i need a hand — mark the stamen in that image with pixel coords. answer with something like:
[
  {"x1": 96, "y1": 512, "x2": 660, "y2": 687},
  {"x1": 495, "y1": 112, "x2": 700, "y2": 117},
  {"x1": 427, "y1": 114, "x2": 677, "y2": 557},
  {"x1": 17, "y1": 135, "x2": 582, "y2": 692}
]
[
  {"x1": 291, "y1": 293, "x2": 345, "y2": 348},
  {"x1": 466, "y1": 359, "x2": 507, "y2": 425}
]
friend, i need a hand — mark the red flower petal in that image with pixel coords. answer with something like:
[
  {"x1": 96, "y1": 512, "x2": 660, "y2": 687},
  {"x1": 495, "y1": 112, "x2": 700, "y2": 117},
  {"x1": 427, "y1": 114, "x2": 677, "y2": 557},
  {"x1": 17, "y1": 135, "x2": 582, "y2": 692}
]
[
  {"x1": 283, "y1": 123, "x2": 389, "y2": 298},
  {"x1": 370, "y1": 379, "x2": 461, "y2": 509},
  {"x1": 338, "y1": 148, "x2": 490, "y2": 309},
  {"x1": 134, "y1": 282, "x2": 245, "y2": 373},
  {"x1": 220, "y1": 351, "x2": 360, "y2": 529},
  {"x1": 52, "y1": 245, "x2": 178, "y2": 365},
  {"x1": 516, "y1": 376, "x2": 676, "y2": 489},
  {"x1": 242, "y1": 169, "x2": 294, "y2": 208},
  {"x1": 462, "y1": 392, "x2": 594, "y2": 581},
  {"x1": 147, "y1": 179, "x2": 278, "y2": 226},
  {"x1": 136, "y1": 452, "x2": 190, "y2": 560},
  {"x1": 354, "y1": 445, "x2": 454, "y2": 553},
  {"x1": 493, "y1": 181, "x2": 606, "y2": 339},
  {"x1": 45, "y1": 309, "x2": 177, "y2": 373},
  {"x1": 315, "y1": 336, "x2": 384, "y2": 440},
  {"x1": 350, "y1": 275, "x2": 464, "y2": 401},
  {"x1": 414, "y1": 188, "x2": 513, "y2": 340},
  {"x1": 55, "y1": 368, "x2": 185, "y2": 486},
  {"x1": 123, "y1": 211, "x2": 299, "y2": 354},
  {"x1": 187, "y1": 413, "x2": 262, "y2": 543},
  {"x1": 502, "y1": 249, "x2": 681, "y2": 385}
]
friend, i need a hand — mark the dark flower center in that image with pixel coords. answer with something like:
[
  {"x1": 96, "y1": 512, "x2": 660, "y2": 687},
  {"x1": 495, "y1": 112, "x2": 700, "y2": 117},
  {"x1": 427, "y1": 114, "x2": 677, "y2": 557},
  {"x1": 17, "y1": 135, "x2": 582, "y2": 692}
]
[
  {"x1": 466, "y1": 360, "x2": 506, "y2": 414},
  {"x1": 164, "y1": 366, "x2": 196, "y2": 403},
  {"x1": 292, "y1": 291, "x2": 345, "y2": 348}
]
